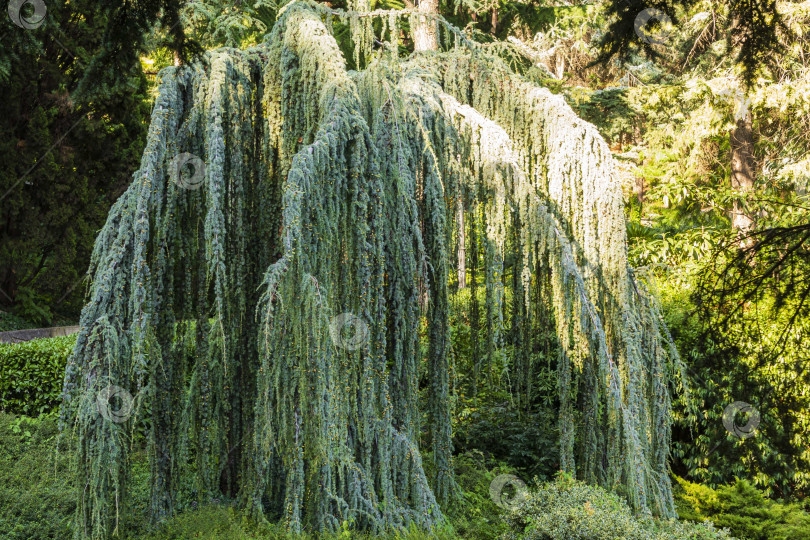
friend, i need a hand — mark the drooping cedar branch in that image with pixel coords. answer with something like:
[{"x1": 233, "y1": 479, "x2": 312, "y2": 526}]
[{"x1": 61, "y1": 2, "x2": 685, "y2": 537}]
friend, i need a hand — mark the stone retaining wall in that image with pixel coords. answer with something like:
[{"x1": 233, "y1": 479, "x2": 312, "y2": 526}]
[{"x1": 0, "y1": 325, "x2": 80, "y2": 343}]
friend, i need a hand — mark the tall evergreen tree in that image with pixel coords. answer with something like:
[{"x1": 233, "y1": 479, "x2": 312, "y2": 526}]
[
  {"x1": 594, "y1": 0, "x2": 788, "y2": 86},
  {"x1": 61, "y1": 1, "x2": 687, "y2": 537},
  {"x1": 0, "y1": 0, "x2": 150, "y2": 322}
]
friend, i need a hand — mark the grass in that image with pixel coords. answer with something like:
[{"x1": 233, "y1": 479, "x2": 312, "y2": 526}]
[
  {"x1": 9, "y1": 409, "x2": 793, "y2": 539},
  {"x1": 0, "y1": 412, "x2": 510, "y2": 539}
]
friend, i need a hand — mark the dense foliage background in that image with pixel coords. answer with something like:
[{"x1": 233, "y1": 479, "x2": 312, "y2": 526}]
[
  {"x1": 1, "y1": 0, "x2": 808, "y2": 538},
  {"x1": 0, "y1": 1, "x2": 152, "y2": 324}
]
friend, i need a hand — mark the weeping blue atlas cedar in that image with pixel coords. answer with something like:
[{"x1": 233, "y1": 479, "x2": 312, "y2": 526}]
[{"x1": 60, "y1": 1, "x2": 687, "y2": 537}]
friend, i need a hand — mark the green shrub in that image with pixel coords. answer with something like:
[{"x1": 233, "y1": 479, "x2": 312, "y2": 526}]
[
  {"x1": 0, "y1": 311, "x2": 34, "y2": 332},
  {"x1": 139, "y1": 506, "x2": 464, "y2": 539},
  {"x1": 675, "y1": 476, "x2": 810, "y2": 540},
  {"x1": 0, "y1": 335, "x2": 75, "y2": 415},
  {"x1": 453, "y1": 401, "x2": 559, "y2": 481},
  {"x1": 503, "y1": 473, "x2": 732, "y2": 540},
  {"x1": 0, "y1": 412, "x2": 494, "y2": 539},
  {"x1": 445, "y1": 451, "x2": 515, "y2": 539},
  {"x1": 0, "y1": 412, "x2": 75, "y2": 540},
  {"x1": 138, "y1": 506, "x2": 274, "y2": 539}
]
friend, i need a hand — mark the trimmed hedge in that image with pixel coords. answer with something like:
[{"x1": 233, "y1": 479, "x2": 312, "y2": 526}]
[{"x1": 0, "y1": 335, "x2": 74, "y2": 415}]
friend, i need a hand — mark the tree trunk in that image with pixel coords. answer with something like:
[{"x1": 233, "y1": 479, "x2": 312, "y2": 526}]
[
  {"x1": 634, "y1": 175, "x2": 645, "y2": 214},
  {"x1": 555, "y1": 54, "x2": 565, "y2": 79},
  {"x1": 413, "y1": 0, "x2": 439, "y2": 51},
  {"x1": 457, "y1": 198, "x2": 466, "y2": 289},
  {"x1": 727, "y1": 14, "x2": 755, "y2": 233},
  {"x1": 730, "y1": 113, "x2": 755, "y2": 232},
  {"x1": 0, "y1": 268, "x2": 15, "y2": 305}
]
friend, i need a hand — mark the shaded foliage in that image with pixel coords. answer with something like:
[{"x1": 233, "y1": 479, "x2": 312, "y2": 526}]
[
  {"x1": 593, "y1": 0, "x2": 789, "y2": 87},
  {"x1": 0, "y1": 0, "x2": 151, "y2": 322}
]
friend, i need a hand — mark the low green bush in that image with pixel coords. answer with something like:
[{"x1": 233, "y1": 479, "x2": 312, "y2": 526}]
[
  {"x1": 675, "y1": 476, "x2": 810, "y2": 540},
  {"x1": 503, "y1": 473, "x2": 733, "y2": 540},
  {"x1": 0, "y1": 412, "x2": 75, "y2": 540},
  {"x1": 0, "y1": 311, "x2": 34, "y2": 332},
  {"x1": 0, "y1": 334, "x2": 75, "y2": 415},
  {"x1": 140, "y1": 507, "x2": 466, "y2": 539},
  {"x1": 445, "y1": 450, "x2": 515, "y2": 539}
]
